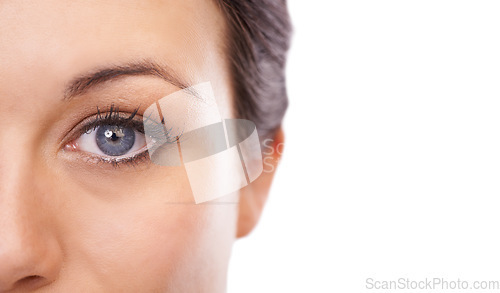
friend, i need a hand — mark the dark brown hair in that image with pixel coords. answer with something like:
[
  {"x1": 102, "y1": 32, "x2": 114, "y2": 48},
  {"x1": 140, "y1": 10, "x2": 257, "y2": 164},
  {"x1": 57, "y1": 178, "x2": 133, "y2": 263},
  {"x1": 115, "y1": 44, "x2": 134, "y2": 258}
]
[{"x1": 215, "y1": 0, "x2": 292, "y2": 140}]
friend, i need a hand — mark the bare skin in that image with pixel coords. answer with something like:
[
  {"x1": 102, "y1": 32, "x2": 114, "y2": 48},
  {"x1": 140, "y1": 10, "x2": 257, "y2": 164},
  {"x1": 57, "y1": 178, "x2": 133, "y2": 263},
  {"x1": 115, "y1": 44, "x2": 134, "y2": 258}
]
[{"x1": 0, "y1": 1, "x2": 282, "y2": 292}]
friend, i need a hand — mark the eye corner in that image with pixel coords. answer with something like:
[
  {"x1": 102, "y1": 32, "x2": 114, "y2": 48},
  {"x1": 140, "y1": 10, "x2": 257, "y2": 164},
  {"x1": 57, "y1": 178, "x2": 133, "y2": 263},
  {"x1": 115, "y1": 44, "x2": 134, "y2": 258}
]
[{"x1": 63, "y1": 141, "x2": 79, "y2": 152}]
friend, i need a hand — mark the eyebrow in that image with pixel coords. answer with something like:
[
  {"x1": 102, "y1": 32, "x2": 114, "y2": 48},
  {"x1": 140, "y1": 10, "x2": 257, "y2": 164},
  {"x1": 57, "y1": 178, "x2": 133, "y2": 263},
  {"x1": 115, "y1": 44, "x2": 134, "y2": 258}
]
[{"x1": 63, "y1": 59, "x2": 191, "y2": 101}]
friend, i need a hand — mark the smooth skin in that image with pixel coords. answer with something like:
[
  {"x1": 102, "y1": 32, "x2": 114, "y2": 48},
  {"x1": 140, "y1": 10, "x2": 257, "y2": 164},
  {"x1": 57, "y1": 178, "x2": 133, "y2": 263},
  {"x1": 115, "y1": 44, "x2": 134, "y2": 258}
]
[{"x1": 0, "y1": 0, "x2": 283, "y2": 292}]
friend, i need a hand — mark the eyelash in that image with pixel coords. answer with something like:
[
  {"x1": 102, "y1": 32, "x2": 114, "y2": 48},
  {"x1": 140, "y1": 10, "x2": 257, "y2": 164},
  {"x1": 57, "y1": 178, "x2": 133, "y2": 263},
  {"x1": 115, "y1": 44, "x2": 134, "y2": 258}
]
[
  {"x1": 79, "y1": 104, "x2": 144, "y2": 135},
  {"x1": 71, "y1": 104, "x2": 179, "y2": 169}
]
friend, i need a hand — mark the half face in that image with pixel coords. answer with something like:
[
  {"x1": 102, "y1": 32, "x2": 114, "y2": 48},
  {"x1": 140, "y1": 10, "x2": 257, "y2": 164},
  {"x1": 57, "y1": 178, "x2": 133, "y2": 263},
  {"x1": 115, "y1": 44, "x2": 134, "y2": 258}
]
[{"x1": 0, "y1": 0, "x2": 240, "y2": 292}]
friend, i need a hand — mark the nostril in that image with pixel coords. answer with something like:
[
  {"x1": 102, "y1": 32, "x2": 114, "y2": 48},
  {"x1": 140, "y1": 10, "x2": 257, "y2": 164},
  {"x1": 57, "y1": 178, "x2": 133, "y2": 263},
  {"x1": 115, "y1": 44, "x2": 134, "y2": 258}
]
[
  {"x1": 18, "y1": 275, "x2": 41, "y2": 282},
  {"x1": 14, "y1": 275, "x2": 46, "y2": 288}
]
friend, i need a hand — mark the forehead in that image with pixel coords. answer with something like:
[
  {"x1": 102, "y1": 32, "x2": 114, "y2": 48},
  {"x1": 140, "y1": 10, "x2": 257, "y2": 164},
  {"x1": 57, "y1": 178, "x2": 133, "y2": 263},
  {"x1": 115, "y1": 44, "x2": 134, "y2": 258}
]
[{"x1": 0, "y1": 0, "x2": 228, "y2": 105}]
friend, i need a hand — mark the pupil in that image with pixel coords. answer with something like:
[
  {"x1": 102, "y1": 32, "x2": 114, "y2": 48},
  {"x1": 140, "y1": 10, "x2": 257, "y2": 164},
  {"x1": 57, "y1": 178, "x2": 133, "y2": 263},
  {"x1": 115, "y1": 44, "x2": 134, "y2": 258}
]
[{"x1": 109, "y1": 132, "x2": 119, "y2": 141}]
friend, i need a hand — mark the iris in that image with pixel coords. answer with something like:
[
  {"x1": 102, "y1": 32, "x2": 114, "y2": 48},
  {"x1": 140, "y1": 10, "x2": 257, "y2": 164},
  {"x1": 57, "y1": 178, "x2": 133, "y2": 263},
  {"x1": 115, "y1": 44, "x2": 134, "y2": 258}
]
[{"x1": 95, "y1": 125, "x2": 136, "y2": 156}]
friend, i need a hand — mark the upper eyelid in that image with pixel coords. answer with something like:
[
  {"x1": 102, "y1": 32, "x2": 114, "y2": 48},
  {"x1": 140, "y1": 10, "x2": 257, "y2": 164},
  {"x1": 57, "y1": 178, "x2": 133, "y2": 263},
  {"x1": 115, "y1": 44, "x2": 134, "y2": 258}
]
[
  {"x1": 78, "y1": 113, "x2": 144, "y2": 136},
  {"x1": 60, "y1": 109, "x2": 143, "y2": 147},
  {"x1": 72, "y1": 109, "x2": 177, "y2": 146}
]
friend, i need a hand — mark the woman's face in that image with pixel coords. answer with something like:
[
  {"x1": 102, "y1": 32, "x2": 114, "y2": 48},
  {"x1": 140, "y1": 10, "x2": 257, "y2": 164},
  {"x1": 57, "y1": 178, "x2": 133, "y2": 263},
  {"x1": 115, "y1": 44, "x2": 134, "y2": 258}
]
[{"x1": 0, "y1": 0, "x2": 247, "y2": 291}]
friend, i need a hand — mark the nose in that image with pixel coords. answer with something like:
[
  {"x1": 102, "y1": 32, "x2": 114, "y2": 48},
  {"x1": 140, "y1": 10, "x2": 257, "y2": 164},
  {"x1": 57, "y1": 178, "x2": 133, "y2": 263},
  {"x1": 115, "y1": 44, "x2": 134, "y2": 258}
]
[
  {"x1": 0, "y1": 161, "x2": 63, "y2": 292},
  {"x1": 0, "y1": 240, "x2": 61, "y2": 292}
]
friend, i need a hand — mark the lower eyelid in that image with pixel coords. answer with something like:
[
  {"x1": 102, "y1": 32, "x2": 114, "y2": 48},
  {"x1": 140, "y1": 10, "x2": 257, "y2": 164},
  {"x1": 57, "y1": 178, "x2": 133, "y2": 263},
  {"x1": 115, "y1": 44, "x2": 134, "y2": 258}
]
[
  {"x1": 74, "y1": 146, "x2": 152, "y2": 168},
  {"x1": 97, "y1": 148, "x2": 149, "y2": 163},
  {"x1": 96, "y1": 144, "x2": 149, "y2": 160},
  {"x1": 72, "y1": 151, "x2": 152, "y2": 171}
]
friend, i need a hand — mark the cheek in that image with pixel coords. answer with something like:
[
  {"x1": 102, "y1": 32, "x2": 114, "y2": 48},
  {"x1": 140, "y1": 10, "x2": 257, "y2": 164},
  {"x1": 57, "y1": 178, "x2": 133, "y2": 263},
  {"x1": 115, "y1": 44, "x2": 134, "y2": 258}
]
[{"x1": 54, "y1": 167, "x2": 238, "y2": 291}]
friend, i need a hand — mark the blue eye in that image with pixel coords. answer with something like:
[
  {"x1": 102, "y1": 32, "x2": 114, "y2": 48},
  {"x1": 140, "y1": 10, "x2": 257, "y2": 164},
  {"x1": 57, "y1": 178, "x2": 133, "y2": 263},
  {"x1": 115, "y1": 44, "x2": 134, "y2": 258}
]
[
  {"x1": 73, "y1": 123, "x2": 147, "y2": 159},
  {"x1": 64, "y1": 105, "x2": 175, "y2": 167},
  {"x1": 95, "y1": 125, "x2": 136, "y2": 156}
]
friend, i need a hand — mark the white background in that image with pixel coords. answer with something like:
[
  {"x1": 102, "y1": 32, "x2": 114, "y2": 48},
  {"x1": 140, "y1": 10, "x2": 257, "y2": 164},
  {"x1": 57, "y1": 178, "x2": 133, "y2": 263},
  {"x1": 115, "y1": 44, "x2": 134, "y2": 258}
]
[{"x1": 228, "y1": 1, "x2": 500, "y2": 292}]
